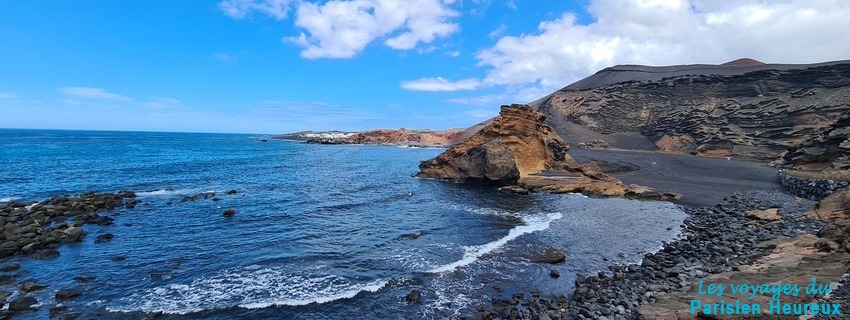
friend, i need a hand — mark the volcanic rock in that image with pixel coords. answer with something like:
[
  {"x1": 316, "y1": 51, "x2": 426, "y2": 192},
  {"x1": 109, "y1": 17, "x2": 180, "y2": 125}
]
[
  {"x1": 529, "y1": 60, "x2": 850, "y2": 170},
  {"x1": 8, "y1": 296, "x2": 37, "y2": 312},
  {"x1": 405, "y1": 290, "x2": 422, "y2": 304},
  {"x1": 532, "y1": 248, "x2": 567, "y2": 264}
]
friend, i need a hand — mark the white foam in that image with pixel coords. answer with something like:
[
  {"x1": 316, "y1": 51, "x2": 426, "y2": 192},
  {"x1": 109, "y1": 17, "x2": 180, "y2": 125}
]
[
  {"x1": 443, "y1": 203, "x2": 517, "y2": 218},
  {"x1": 136, "y1": 189, "x2": 179, "y2": 197},
  {"x1": 107, "y1": 266, "x2": 387, "y2": 315},
  {"x1": 239, "y1": 279, "x2": 388, "y2": 309},
  {"x1": 427, "y1": 212, "x2": 562, "y2": 273},
  {"x1": 0, "y1": 197, "x2": 16, "y2": 203}
]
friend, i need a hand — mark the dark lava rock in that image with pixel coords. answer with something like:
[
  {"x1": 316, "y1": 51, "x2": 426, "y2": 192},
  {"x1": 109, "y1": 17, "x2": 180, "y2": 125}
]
[
  {"x1": 58, "y1": 312, "x2": 81, "y2": 320},
  {"x1": 111, "y1": 255, "x2": 126, "y2": 262},
  {"x1": 226, "y1": 190, "x2": 238, "y2": 195},
  {"x1": 0, "y1": 263, "x2": 20, "y2": 272},
  {"x1": 223, "y1": 208, "x2": 236, "y2": 217},
  {"x1": 19, "y1": 281, "x2": 49, "y2": 293},
  {"x1": 150, "y1": 272, "x2": 168, "y2": 280},
  {"x1": 405, "y1": 290, "x2": 422, "y2": 304},
  {"x1": 550, "y1": 269, "x2": 561, "y2": 278},
  {"x1": 31, "y1": 249, "x2": 60, "y2": 260},
  {"x1": 59, "y1": 312, "x2": 80, "y2": 320},
  {"x1": 94, "y1": 233, "x2": 114, "y2": 243},
  {"x1": 8, "y1": 296, "x2": 38, "y2": 312},
  {"x1": 0, "y1": 275, "x2": 15, "y2": 285},
  {"x1": 63, "y1": 227, "x2": 84, "y2": 242},
  {"x1": 55, "y1": 288, "x2": 83, "y2": 301},
  {"x1": 532, "y1": 248, "x2": 567, "y2": 264},
  {"x1": 180, "y1": 192, "x2": 215, "y2": 203},
  {"x1": 73, "y1": 276, "x2": 95, "y2": 283},
  {"x1": 49, "y1": 306, "x2": 69, "y2": 317}
]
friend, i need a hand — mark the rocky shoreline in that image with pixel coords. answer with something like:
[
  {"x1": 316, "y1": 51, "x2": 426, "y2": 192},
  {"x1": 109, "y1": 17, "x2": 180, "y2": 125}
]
[
  {"x1": 0, "y1": 191, "x2": 138, "y2": 319},
  {"x1": 477, "y1": 174, "x2": 850, "y2": 320}
]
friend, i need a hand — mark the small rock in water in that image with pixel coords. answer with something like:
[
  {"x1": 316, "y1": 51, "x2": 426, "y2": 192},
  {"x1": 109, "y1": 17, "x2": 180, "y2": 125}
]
[
  {"x1": 31, "y1": 249, "x2": 60, "y2": 260},
  {"x1": 58, "y1": 313, "x2": 81, "y2": 320},
  {"x1": 532, "y1": 248, "x2": 567, "y2": 264},
  {"x1": 223, "y1": 208, "x2": 236, "y2": 217},
  {"x1": 226, "y1": 190, "x2": 238, "y2": 195},
  {"x1": 8, "y1": 296, "x2": 38, "y2": 311},
  {"x1": 0, "y1": 275, "x2": 15, "y2": 285},
  {"x1": 19, "y1": 281, "x2": 49, "y2": 293},
  {"x1": 94, "y1": 233, "x2": 114, "y2": 243},
  {"x1": 55, "y1": 288, "x2": 83, "y2": 301},
  {"x1": 150, "y1": 272, "x2": 169, "y2": 280},
  {"x1": 73, "y1": 276, "x2": 95, "y2": 283},
  {"x1": 405, "y1": 290, "x2": 422, "y2": 304},
  {"x1": 550, "y1": 269, "x2": 560, "y2": 278},
  {"x1": 49, "y1": 306, "x2": 69, "y2": 317},
  {"x1": 111, "y1": 255, "x2": 127, "y2": 262},
  {"x1": 0, "y1": 263, "x2": 20, "y2": 272}
]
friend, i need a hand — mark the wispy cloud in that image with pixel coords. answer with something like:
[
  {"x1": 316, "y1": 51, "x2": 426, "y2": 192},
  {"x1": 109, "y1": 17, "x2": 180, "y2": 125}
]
[
  {"x1": 487, "y1": 24, "x2": 506, "y2": 39},
  {"x1": 444, "y1": 50, "x2": 461, "y2": 57},
  {"x1": 58, "y1": 87, "x2": 132, "y2": 101},
  {"x1": 218, "y1": 0, "x2": 292, "y2": 20},
  {"x1": 0, "y1": 92, "x2": 16, "y2": 99},
  {"x1": 401, "y1": 77, "x2": 480, "y2": 92},
  {"x1": 142, "y1": 97, "x2": 182, "y2": 109},
  {"x1": 213, "y1": 53, "x2": 239, "y2": 61}
]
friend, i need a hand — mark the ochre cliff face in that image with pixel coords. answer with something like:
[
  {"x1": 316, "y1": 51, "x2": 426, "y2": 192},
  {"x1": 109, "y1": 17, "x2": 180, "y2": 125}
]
[
  {"x1": 534, "y1": 62, "x2": 850, "y2": 170},
  {"x1": 416, "y1": 104, "x2": 570, "y2": 185}
]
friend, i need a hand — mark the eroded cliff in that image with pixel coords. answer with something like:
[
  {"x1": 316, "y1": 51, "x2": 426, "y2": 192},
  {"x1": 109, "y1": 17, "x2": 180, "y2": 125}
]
[
  {"x1": 533, "y1": 60, "x2": 850, "y2": 171},
  {"x1": 416, "y1": 104, "x2": 569, "y2": 185}
]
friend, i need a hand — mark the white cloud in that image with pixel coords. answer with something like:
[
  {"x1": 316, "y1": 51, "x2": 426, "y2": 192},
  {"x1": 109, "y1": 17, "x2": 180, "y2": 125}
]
[
  {"x1": 219, "y1": 0, "x2": 292, "y2": 20},
  {"x1": 452, "y1": 0, "x2": 850, "y2": 105},
  {"x1": 487, "y1": 24, "x2": 506, "y2": 39},
  {"x1": 58, "y1": 87, "x2": 132, "y2": 101},
  {"x1": 444, "y1": 50, "x2": 461, "y2": 57},
  {"x1": 401, "y1": 77, "x2": 480, "y2": 91},
  {"x1": 286, "y1": 0, "x2": 460, "y2": 59}
]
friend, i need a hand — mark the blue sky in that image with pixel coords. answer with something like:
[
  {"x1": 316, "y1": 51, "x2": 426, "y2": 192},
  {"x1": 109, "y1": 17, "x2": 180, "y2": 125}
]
[{"x1": 1, "y1": 0, "x2": 849, "y2": 134}]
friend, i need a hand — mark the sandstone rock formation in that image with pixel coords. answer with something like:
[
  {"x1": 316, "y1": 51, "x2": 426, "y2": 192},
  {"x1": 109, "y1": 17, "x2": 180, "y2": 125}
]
[
  {"x1": 806, "y1": 188, "x2": 850, "y2": 245},
  {"x1": 416, "y1": 105, "x2": 666, "y2": 197},
  {"x1": 530, "y1": 60, "x2": 850, "y2": 170},
  {"x1": 416, "y1": 104, "x2": 569, "y2": 185}
]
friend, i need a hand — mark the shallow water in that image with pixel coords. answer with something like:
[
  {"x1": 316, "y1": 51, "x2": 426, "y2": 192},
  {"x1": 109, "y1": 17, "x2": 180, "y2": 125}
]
[{"x1": 0, "y1": 129, "x2": 686, "y2": 319}]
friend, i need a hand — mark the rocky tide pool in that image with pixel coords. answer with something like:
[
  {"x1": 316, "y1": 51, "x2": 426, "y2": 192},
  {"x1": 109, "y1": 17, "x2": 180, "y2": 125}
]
[{"x1": 0, "y1": 129, "x2": 686, "y2": 319}]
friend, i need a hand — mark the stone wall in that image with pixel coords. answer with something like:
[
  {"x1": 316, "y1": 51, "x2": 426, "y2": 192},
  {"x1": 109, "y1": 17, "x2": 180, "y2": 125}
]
[{"x1": 778, "y1": 170, "x2": 849, "y2": 200}]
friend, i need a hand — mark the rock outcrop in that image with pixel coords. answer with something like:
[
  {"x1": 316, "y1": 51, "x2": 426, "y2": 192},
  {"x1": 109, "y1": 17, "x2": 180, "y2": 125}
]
[
  {"x1": 416, "y1": 105, "x2": 666, "y2": 197},
  {"x1": 530, "y1": 60, "x2": 850, "y2": 170},
  {"x1": 416, "y1": 104, "x2": 570, "y2": 185},
  {"x1": 274, "y1": 128, "x2": 469, "y2": 147},
  {"x1": 347, "y1": 128, "x2": 467, "y2": 146}
]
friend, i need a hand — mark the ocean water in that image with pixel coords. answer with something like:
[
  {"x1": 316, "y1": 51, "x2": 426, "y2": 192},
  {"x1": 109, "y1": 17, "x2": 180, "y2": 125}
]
[{"x1": 0, "y1": 129, "x2": 687, "y2": 319}]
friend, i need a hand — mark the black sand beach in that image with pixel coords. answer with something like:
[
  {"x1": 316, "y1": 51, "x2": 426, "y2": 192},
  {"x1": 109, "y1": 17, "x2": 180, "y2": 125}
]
[{"x1": 570, "y1": 149, "x2": 781, "y2": 207}]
